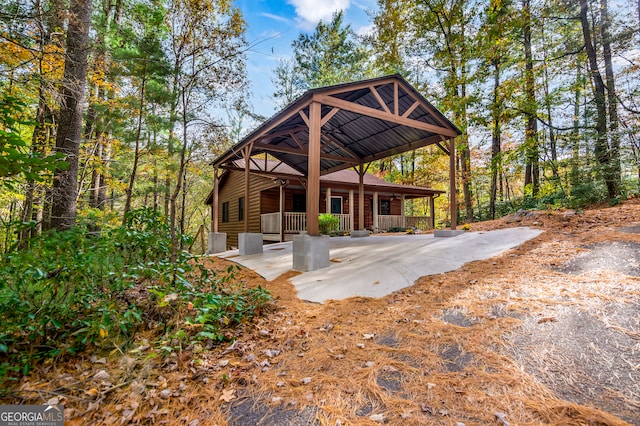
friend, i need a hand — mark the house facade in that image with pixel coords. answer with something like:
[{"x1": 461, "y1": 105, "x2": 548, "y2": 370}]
[{"x1": 206, "y1": 160, "x2": 443, "y2": 249}]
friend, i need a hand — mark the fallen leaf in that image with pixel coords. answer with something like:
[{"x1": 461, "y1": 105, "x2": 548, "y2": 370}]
[{"x1": 219, "y1": 388, "x2": 236, "y2": 403}]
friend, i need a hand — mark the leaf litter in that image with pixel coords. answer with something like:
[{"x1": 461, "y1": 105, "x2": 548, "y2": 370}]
[{"x1": 2, "y1": 199, "x2": 640, "y2": 424}]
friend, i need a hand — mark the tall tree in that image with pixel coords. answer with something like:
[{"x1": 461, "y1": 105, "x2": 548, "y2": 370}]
[
  {"x1": 578, "y1": 0, "x2": 619, "y2": 199},
  {"x1": 50, "y1": 0, "x2": 92, "y2": 230},
  {"x1": 522, "y1": 0, "x2": 539, "y2": 195}
]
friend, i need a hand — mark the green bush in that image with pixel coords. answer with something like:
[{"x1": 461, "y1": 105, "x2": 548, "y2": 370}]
[
  {"x1": 318, "y1": 213, "x2": 340, "y2": 235},
  {"x1": 0, "y1": 207, "x2": 270, "y2": 383}
]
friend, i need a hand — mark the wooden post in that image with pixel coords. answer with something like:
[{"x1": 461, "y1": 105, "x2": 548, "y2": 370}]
[
  {"x1": 213, "y1": 167, "x2": 219, "y2": 233},
  {"x1": 243, "y1": 146, "x2": 252, "y2": 232},
  {"x1": 429, "y1": 196, "x2": 435, "y2": 229},
  {"x1": 401, "y1": 194, "x2": 406, "y2": 228},
  {"x1": 373, "y1": 191, "x2": 379, "y2": 233},
  {"x1": 449, "y1": 138, "x2": 457, "y2": 230},
  {"x1": 349, "y1": 189, "x2": 354, "y2": 232},
  {"x1": 307, "y1": 102, "x2": 321, "y2": 235},
  {"x1": 279, "y1": 182, "x2": 285, "y2": 242},
  {"x1": 358, "y1": 164, "x2": 365, "y2": 230},
  {"x1": 326, "y1": 187, "x2": 331, "y2": 214}
]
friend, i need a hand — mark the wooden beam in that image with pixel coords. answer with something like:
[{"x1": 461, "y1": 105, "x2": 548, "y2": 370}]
[
  {"x1": 321, "y1": 132, "x2": 360, "y2": 159},
  {"x1": 243, "y1": 144, "x2": 252, "y2": 232},
  {"x1": 401, "y1": 101, "x2": 420, "y2": 118},
  {"x1": 253, "y1": 142, "x2": 360, "y2": 164},
  {"x1": 314, "y1": 94, "x2": 459, "y2": 137},
  {"x1": 307, "y1": 102, "x2": 321, "y2": 235},
  {"x1": 360, "y1": 134, "x2": 444, "y2": 163},
  {"x1": 393, "y1": 81, "x2": 399, "y2": 116},
  {"x1": 290, "y1": 132, "x2": 305, "y2": 150},
  {"x1": 435, "y1": 141, "x2": 450, "y2": 155},
  {"x1": 214, "y1": 99, "x2": 312, "y2": 167},
  {"x1": 299, "y1": 109, "x2": 309, "y2": 127},
  {"x1": 370, "y1": 86, "x2": 391, "y2": 114},
  {"x1": 256, "y1": 126, "x2": 307, "y2": 142},
  {"x1": 321, "y1": 107, "x2": 340, "y2": 126}
]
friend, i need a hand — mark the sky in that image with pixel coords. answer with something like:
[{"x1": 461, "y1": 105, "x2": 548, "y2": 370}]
[{"x1": 234, "y1": 0, "x2": 378, "y2": 118}]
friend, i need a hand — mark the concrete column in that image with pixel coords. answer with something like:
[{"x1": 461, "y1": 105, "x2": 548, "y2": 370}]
[
  {"x1": 373, "y1": 191, "x2": 378, "y2": 233},
  {"x1": 292, "y1": 234, "x2": 330, "y2": 272},
  {"x1": 207, "y1": 232, "x2": 227, "y2": 254},
  {"x1": 239, "y1": 232, "x2": 263, "y2": 255}
]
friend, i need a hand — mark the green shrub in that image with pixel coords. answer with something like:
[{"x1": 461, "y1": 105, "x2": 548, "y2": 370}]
[
  {"x1": 318, "y1": 213, "x2": 340, "y2": 235},
  {"x1": 0, "y1": 207, "x2": 270, "y2": 384}
]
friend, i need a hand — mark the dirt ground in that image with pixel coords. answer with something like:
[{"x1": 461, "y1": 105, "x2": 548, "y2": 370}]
[{"x1": 3, "y1": 200, "x2": 640, "y2": 425}]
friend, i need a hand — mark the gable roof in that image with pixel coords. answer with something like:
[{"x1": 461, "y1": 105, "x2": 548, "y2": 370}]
[{"x1": 211, "y1": 74, "x2": 461, "y2": 177}]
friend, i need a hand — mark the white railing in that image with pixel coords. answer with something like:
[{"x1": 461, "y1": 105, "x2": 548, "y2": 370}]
[
  {"x1": 333, "y1": 214, "x2": 351, "y2": 232},
  {"x1": 284, "y1": 212, "x2": 307, "y2": 233},
  {"x1": 261, "y1": 212, "x2": 352, "y2": 234},
  {"x1": 261, "y1": 212, "x2": 281, "y2": 234},
  {"x1": 377, "y1": 215, "x2": 431, "y2": 231}
]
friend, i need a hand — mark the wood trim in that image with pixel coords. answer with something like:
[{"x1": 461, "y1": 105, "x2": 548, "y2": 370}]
[{"x1": 313, "y1": 94, "x2": 459, "y2": 137}]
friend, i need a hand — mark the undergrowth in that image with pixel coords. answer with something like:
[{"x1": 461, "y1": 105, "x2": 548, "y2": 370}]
[{"x1": 0, "y1": 208, "x2": 270, "y2": 386}]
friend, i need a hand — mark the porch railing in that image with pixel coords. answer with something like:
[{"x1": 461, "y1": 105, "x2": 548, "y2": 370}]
[
  {"x1": 284, "y1": 212, "x2": 307, "y2": 233},
  {"x1": 377, "y1": 215, "x2": 432, "y2": 231},
  {"x1": 260, "y1": 212, "x2": 281, "y2": 234},
  {"x1": 261, "y1": 213, "x2": 430, "y2": 234}
]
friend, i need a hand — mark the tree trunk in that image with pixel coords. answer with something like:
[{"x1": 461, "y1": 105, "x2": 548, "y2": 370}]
[
  {"x1": 600, "y1": 0, "x2": 621, "y2": 195},
  {"x1": 578, "y1": 0, "x2": 617, "y2": 199},
  {"x1": 522, "y1": 0, "x2": 539, "y2": 195},
  {"x1": 489, "y1": 60, "x2": 501, "y2": 220},
  {"x1": 123, "y1": 67, "x2": 147, "y2": 222},
  {"x1": 170, "y1": 90, "x2": 190, "y2": 261},
  {"x1": 50, "y1": 0, "x2": 92, "y2": 231}
]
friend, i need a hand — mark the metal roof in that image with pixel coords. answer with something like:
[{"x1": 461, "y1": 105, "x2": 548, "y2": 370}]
[{"x1": 211, "y1": 74, "x2": 461, "y2": 176}]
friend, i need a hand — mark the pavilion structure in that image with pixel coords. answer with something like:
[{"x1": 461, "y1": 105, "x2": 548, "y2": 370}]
[{"x1": 209, "y1": 74, "x2": 462, "y2": 271}]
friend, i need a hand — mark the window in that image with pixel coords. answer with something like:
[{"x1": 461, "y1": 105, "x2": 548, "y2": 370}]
[
  {"x1": 238, "y1": 197, "x2": 244, "y2": 221},
  {"x1": 222, "y1": 201, "x2": 229, "y2": 223},
  {"x1": 293, "y1": 193, "x2": 306, "y2": 212}
]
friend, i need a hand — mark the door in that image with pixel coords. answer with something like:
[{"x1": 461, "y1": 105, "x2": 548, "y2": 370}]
[{"x1": 330, "y1": 196, "x2": 342, "y2": 214}]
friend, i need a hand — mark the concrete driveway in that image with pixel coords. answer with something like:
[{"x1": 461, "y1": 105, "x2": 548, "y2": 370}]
[{"x1": 216, "y1": 228, "x2": 543, "y2": 303}]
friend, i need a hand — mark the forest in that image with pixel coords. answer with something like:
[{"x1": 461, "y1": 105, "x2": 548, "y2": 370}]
[
  {"x1": 0, "y1": 0, "x2": 639, "y2": 249},
  {"x1": 0, "y1": 0, "x2": 639, "y2": 385}
]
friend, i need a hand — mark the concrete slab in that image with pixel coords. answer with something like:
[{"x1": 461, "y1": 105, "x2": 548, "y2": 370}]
[{"x1": 216, "y1": 227, "x2": 543, "y2": 303}]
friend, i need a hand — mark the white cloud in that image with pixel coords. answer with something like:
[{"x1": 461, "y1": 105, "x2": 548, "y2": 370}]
[
  {"x1": 260, "y1": 12, "x2": 291, "y2": 24},
  {"x1": 287, "y1": 0, "x2": 350, "y2": 30},
  {"x1": 355, "y1": 24, "x2": 374, "y2": 37}
]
